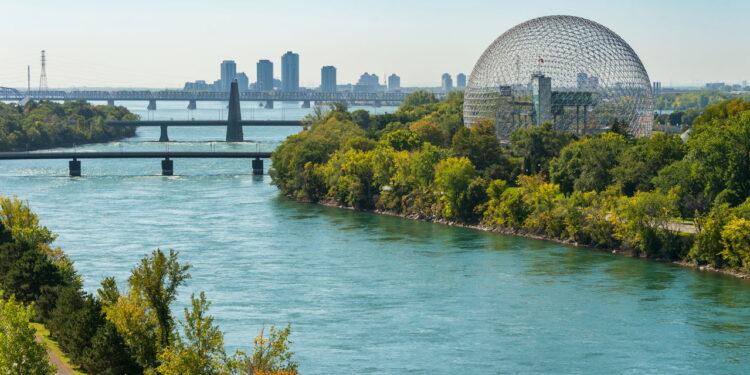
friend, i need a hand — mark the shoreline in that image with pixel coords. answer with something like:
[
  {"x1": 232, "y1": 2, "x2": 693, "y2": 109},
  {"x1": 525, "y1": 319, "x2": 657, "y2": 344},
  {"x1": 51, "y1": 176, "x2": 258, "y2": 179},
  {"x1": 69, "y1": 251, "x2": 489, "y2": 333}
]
[{"x1": 301, "y1": 197, "x2": 750, "y2": 280}]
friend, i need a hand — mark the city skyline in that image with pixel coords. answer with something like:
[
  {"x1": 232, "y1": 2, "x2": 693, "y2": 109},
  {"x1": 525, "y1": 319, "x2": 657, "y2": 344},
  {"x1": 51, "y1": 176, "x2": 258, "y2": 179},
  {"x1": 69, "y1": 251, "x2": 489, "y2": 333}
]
[{"x1": 1, "y1": 0, "x2": 749, "y2": 88}]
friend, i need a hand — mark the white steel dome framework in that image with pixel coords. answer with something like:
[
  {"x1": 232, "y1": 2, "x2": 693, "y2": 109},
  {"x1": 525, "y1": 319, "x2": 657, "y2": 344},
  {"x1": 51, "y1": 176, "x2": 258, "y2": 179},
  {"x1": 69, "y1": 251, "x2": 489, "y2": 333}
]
[{"x1": 464, "y1": 15, "x2": 654, "y2": 139}]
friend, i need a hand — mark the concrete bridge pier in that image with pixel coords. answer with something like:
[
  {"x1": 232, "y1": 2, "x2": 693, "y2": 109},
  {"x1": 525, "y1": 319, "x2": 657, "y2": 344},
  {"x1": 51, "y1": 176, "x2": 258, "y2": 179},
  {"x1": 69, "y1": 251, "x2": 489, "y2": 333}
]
[
  {"x1": 147, "y1": 99, "x2": 157, "y2": 110},
  {"x1": 264, "y1": 100, "x2": 274, "y2": 109},
  {"x1": 252, "y1": 158, "x2": 263, "y2": 175},
  {"x1": 159, "y1": 125, "x2": 170, "y2": 142},
  {"x1": 69, "y1": 159, "x2": 81, "y2": 177},
  {"x1": 107, "y1": 99, "x2": 115, "y2": 106},
  {"x1": 187, "y1": 99, "x2": 197, "y2": 110},
  {"x1": 161, "y1": 158, "x2": 174, "y2": 176},
  {"x1": 226, "y1": 80, "x2": 244, "y2": 142},
  {"x1": 301, "y1": 100, "x2": 311, "y2": 108}
]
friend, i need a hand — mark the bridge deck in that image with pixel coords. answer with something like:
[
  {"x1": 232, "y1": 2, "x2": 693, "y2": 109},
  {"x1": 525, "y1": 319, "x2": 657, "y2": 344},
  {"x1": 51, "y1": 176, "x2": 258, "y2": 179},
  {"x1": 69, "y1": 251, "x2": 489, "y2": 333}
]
[
  {"x1": 0, "y1": 151, "x2": 272, "y2": 160},
  {"x1": 107, "y1": 120, "x2": 303, "y2": 126}
]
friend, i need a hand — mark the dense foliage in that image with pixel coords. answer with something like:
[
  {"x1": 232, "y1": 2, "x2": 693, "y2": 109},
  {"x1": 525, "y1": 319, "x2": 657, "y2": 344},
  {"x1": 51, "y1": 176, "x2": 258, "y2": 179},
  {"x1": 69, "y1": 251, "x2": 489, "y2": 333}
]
[
  {"x1": 272, "y1": 93, "x2": 750, "y2": 273},
  {"x1": 0, "y1": 196, "x2": 297, "y2": 375},
  {"x1": 0, "y1": 100, "x2": 137, "y2": 151},
  {"x1": 0, "y1": 292, "x2": 56, "y2": 375},
  {"x1": 655, "y1": 91, "x2": 750, "y2": 111}
]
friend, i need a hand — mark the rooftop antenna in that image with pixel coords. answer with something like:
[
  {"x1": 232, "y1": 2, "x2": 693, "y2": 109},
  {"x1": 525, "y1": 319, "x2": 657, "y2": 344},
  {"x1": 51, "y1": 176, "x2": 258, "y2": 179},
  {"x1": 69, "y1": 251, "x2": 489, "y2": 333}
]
[
  {"x1": 27, "y1": 65, "x2": 31, "y2": 96},
  {"x1": 39, "y1": 50, "x2": 48, "y2": 100}
]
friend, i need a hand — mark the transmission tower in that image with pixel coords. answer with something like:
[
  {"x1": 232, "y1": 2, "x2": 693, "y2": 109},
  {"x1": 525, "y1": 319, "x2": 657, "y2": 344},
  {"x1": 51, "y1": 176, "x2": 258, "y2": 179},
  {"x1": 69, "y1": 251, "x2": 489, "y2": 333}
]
[{"x1": 38, "y1": 50, "x2": 48, "y2": 100}]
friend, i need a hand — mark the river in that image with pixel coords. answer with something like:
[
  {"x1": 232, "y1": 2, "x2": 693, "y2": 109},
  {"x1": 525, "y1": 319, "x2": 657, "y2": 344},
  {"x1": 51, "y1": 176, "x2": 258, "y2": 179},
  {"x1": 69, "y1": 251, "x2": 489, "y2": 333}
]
[{"x1": 1, "y1": 101, "x2": 749, "y2": 374}]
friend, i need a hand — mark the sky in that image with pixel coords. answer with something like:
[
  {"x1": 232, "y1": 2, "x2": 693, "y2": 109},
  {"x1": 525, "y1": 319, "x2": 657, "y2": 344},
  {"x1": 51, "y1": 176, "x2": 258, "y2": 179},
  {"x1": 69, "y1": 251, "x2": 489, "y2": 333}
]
[{"x1": 1, "y1": 0, "x2": 748, "y2": 89}]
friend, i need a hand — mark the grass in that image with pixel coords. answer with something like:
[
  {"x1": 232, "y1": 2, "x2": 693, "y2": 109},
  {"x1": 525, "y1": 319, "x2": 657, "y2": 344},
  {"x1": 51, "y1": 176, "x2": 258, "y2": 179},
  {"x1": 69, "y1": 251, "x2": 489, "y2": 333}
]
[{"x1": 31, "y1": 322, "x2": 87, "y2": 375}]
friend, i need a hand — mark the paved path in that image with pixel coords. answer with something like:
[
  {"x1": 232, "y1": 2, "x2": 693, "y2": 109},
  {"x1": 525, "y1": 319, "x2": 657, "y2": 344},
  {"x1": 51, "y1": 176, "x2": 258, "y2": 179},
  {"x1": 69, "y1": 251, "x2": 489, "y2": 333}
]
[{"x1": 35, "y1": 333, "x2": 74, "y2": 375}]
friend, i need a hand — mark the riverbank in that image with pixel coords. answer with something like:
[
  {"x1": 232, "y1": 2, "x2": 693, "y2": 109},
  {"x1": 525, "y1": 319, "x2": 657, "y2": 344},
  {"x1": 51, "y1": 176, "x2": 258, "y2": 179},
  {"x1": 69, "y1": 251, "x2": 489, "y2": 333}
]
[
  {"x1": 0, "y1": 101, "x2": 137, "y2": 152},
  {"x1": 308, "y1": 197, "x2": 750, "y2": 280}
]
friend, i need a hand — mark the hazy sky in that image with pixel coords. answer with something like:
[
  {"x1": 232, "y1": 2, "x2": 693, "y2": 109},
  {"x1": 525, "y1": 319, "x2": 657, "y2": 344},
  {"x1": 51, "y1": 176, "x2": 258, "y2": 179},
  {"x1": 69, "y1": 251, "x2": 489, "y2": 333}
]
[{"x1": 1, "y1": 0, "x2": 748, "y2": 88}]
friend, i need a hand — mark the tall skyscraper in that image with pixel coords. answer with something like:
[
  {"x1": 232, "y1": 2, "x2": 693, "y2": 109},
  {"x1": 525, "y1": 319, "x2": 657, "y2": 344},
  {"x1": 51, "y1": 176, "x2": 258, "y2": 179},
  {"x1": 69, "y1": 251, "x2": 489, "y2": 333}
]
[
  {"x1": 388, "y1": 74, "x2": 401, "y2": 91},
  {"x1": 236, "y1": 72, "x2": 249, "y2": 92},
  {"x1": 256, "y1": 60, "x2": 274, "y2": 92},
  {"x1": 321, "y1": 66, "x2": 337, "y2": 93},
  {"x1": 220, "y1": 60, "x2": 237, "y2": 92},
  {"x1": 281, "y1": 51, "x2": 300, "y2": 92},
  {"x1": 652, "y1": 81, "x2": 662, "y2": 96},
  {"x1": 441, "y1": 73, "x2": 453, "y2": 92},
  {"x1": 456, "y1": 73, "x2": 466, "y2": 89}
]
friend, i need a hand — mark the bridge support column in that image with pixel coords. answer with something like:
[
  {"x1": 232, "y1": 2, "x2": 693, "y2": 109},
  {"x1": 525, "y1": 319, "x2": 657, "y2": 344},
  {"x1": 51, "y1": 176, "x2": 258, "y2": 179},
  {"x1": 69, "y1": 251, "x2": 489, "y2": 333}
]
[
  {"x1": 301, "y1": 100, "x2": 310, "y2": 108},
  {"x1": 69, "y1": 159, "x2": 81, "y2": 177},
  {"x1": 147, "y1": 99, "x2": 157, "y2": 110},
  {"x1": 161, "y1": 158, "x2": 174, "y2": 176},
  {"x1": 264, "y1": 100, "x2": 274, "y2": 109},
  {"x1": 252, "y1": 158, "x2": 263, "y2": 175},
  {"x1": 159, "y1": 125, "x2": 170, "y2": 142},
  {"x1": 187, "y1": 99, "x2": 197, "y2": 110},
  {"x1": 107, "y1": 99, "x2": 115, "y2": 106},
  {"x1": 226, "y1": 81, "x2": 244, "y2": 142}
]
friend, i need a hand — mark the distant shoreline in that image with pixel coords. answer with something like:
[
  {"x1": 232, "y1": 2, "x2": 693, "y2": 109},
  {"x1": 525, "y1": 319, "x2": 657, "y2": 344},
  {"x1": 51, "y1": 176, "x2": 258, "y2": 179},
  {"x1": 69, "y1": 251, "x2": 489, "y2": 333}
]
[{"x1": 296, "y1": 196, "x2": 750, "y2": 280}]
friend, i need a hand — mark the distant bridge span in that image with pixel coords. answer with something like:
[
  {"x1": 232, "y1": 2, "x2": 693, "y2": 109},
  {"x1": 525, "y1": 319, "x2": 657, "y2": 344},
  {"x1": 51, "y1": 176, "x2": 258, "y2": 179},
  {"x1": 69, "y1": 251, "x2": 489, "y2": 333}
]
[
  {"x1": 106, "y1": 82, "x2": 306, "y2": 142},
  {"x1": 1, "y1": 89, "x2": 433, "y2": 107},
  {"x1": 0, "y1": 151, "x2": 272, "y2": 176}
]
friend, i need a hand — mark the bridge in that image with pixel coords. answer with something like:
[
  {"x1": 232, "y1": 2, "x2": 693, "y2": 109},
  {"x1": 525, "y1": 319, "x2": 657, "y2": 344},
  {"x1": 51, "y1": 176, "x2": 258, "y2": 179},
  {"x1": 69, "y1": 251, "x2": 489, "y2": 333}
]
[
  {"x1": 0, "y1": 88, "x2": 426, "y2": 108},
  {"x1": 0, "y1": 151, "x2": 272, "y2": 176},
  {"x1": 106, "y1": 81, "x2": 304, "y2": 142},
  {"x1": 108, "y1": 119, "x2": 304, "y2": 142}
]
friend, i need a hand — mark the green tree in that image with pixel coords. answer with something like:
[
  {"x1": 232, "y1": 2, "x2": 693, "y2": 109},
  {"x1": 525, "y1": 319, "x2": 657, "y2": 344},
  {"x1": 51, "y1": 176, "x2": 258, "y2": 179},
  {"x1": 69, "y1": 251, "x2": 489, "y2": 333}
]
[
  {"x1": 380, "y1": 129, "x2": 421, "y2": 151},
  {"x1": 549, "y1": 133, "x2": 628, "y2": 193},
  {"x1": 612, "y1": 133, "x2": 686, "y2": 195},
  {"x1": 409, "y1": 119, "x2": 446, "y2": 146},
  {"x1": 80, "y1": 322, "x2": 142, "y2": 375},
  {"x1": 451, "y1": 120, "x2": 512, "y2": 177},
  {"x1": 401, "y1": 91, "x2": 438, "y2": 107},
  {"x1": 720, "y1": 218, "x2": 750, "y2": 270},
  {"x1": 510, "y1": 122, "x2": 573, "y2": 176},
  {"x1": 322, "y1": 149, "x2": 377, "y2": 209},
  {"x1": 129, "y1": 249, "x2": 192, "y2": 350},
  {"x1": 614, "y1": 189, "x2": 686, "y2": 259},
  {"x1": 0, "y1": 292, "x2": 56, "y2": 375},
  {"x1": 434, "y1": 157, "x2": 478, "y2": 220},
  {"x1": 687, "y1": 111, "x2": 750, "y2": 201},
  {"x1": 689, "y1": 203, "x2": 731, "y2": 267},
  {"x1": 243, "y1": 325, "x2": 298, "y2": 375},
  {"x1": 156, "y1": 292, "x2": 238, "y2": 375}
]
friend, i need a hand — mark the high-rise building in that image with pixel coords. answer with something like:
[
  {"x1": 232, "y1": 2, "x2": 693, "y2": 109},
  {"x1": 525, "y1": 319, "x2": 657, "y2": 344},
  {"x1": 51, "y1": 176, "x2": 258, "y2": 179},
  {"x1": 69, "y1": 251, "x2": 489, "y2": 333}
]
[
  {"x1": 652, "y1": 81, "x2": 662, "y2": 96},
  {"x1": 354, "y1": 72, "x2": 383, "y2": 93},
  {"x1": 456, "y1": 73, "x2": 466, "y2": 89},
  {"x1": 441, "y1": 73, "x2": 453, "y2": 92},
  {"x1": 220, "y1": 60, "x2": 237, "y2": 92},
  {"x1": 281, "y1": 51, "x2": 300, "y2": 92},
  {"x1": 388, "y1": 74, "x2": 401, "y2": 91},
  {"x1": 236, "y1": 72, "x2": 249, "y2": 92},
  {"x1": 321, "y1": 66, "x2": 337, "y2": 93},
  {"x1": 256, "y1": 60, "x2": 274, "y2": 92}
]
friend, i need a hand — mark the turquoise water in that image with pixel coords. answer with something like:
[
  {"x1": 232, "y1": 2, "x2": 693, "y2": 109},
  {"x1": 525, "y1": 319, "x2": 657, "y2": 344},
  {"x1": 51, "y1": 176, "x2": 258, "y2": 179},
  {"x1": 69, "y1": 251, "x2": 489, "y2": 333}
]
[{"x1": 1, "y1": 102, "x2": 749, "y2": 374}]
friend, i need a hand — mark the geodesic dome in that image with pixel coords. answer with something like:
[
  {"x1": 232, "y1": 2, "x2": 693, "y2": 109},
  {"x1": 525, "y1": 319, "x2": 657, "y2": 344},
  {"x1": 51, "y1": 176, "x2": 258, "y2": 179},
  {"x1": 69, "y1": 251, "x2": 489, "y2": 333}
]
[{"x1": 464, "y1": 15, "x2": 653, "y2": 139}]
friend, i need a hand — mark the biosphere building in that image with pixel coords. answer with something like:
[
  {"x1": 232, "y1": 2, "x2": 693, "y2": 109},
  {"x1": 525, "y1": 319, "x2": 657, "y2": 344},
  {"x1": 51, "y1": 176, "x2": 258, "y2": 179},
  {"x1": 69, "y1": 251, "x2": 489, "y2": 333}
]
[{"x1": 464, "y1": 15, "x2": 654, "y2": 139}]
